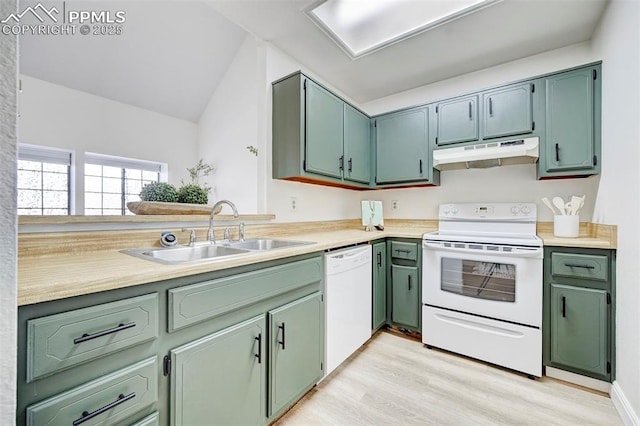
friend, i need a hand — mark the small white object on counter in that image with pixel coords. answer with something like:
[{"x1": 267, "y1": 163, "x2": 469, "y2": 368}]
[
  {"x1": 361, "y1": 200, "x2": 384, "y2": 230},
  {"x1": 554, "y1": 214, "x2": 579, "y2": 238}
]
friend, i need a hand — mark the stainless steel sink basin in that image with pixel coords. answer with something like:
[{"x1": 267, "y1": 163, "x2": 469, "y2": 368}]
[
  {"x1": 226, "y1": 238, "x2": 314, "y2": 251},
  {"x1": 122, "y1": 244, "x2": 250, "y2": 265}
]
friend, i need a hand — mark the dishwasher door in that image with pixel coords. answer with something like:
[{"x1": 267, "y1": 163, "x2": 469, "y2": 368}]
[{"x1": 324, "y1": 245, "x2": 372, "y2": 377}]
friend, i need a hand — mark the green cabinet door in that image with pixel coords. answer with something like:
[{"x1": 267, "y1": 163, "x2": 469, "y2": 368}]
[
  {"x1": 170, "y1": 315, "x2": 266, "y2": 426},
  {"x1": 391, "y1": 265, "x2": 420, "y2": 329},
  {"x1": 305, "y1": 78, "x2": 344, "y2": 179},
  {"x1": 269, "y1": 292, "x2": 323, "y2": 418},
  {"x1": 550, "y1": 284, "x2": 608, "y2": 378},
  {"x1": 436, "y1": 95, "x2": 479, "y2": 145},
  {"x1": 544, "y1": 67, "x2": 595, "y2": 172},
  {"x1": 375, "y1": 107, "x2": 428, "y2": 184},
  {"x1": 343, "y1": 104, "x2": 371, "y2": 184},
  {"x1": 372, "y1": 242, "x2": 387, "y2": 330},
  {"x1": 482, "y1": 83, "x2": 533, "y2": 139}
]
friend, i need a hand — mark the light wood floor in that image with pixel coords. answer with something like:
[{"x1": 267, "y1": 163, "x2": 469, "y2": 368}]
[{"x1": 276, "y1": 331, "x2": 622, "y2": 425}]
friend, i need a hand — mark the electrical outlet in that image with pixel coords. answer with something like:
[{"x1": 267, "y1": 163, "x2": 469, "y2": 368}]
[
  {"x1": 290, "y1": 197, "x2": 298, "y2": 212},
  {"x1": 392, "y1": 200, "x2": 399, "y2": 210}
]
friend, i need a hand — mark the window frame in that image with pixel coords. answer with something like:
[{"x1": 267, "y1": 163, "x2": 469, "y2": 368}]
[
  {"x1": 17, "y1": 143, "x2": 74, "y2": 215},
  {"x1": 84, "y1": 152, "x2": 167, "y2": 216}
]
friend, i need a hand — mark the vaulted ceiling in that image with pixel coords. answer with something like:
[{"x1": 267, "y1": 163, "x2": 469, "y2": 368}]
[{"x1": 19, "y1": 0, "x2": 608, "y2": 122}]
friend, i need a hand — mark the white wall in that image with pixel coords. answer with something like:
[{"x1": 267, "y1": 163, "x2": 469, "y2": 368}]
[
  {"x1": 262, "y1": 43, "x2": 361, "y2": 222},
  {"x1": 591, "y1": 0, "x2": 640, "y2": 422},
  {"x1": 0, "y1": 0, "x2": 17, "y2": 421},
  {"x1": 360, "y1": 42, "x2": 601, "y2": 222},
  {"x1": 18, "y1": 75, "x2": 198, "y2": 213},
  {"x1": 198, "y1": 35, "x2": 259, "y2": 213}
]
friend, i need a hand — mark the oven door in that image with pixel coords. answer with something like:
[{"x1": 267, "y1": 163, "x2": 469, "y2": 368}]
[{"x1": 422, "y1": 240, "x2": 542, "y2": 327}]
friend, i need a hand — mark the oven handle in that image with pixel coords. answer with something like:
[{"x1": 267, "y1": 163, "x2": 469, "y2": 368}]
[{"x1": 422, "y1": 241, "x2": 543, "y2": 258}]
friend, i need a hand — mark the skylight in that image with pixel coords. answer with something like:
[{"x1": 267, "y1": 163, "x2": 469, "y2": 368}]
[{"x1": 307, "y1": 0, "x2": 501, "y2": 59}]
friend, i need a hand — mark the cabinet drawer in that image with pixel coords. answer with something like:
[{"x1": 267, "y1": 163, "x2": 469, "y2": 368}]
[
  {"x1": 551, "y1": 253, "x2": 608, "y2": 281},
  {"x1": 130, "y1": 411, "x2": 159, "y2": 426},
  {"x1": 390, "y1": 241, "x2": 418, "y2": 261},
  {"x1": 27, "y1": 293, "x2": 159, "y2": 382},
  {"x1": 26, "y1": 357, "x2": 158, "y2": 426},
  {"x1": 168, "y1": 257, "x2": 324, "y2": 331}
]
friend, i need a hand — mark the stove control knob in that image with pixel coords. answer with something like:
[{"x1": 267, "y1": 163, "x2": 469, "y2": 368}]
[
  {"x1": 443, "y1": 207, "x2": 451, "y2": 215},
  {"x1": 451, "y1": 207, "x2": 459, "y2": 215},
  {"x1": 510, "y1": 206, "x2": 520, "y2": 215},
  {"x1": 521, "y1": 206, "x2": 531, "y2": 214}
]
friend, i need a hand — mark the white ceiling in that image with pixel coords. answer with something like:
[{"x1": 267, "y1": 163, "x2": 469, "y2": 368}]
[
  {"x1": 19, "y1": 1, "x2": 248, "y2": 122},
  {"x1": 211, "y1": 0, "x2": 608, "y2": 104},
  {"x1": 19, "y1": 0, "x2": 608, "y2": 122}
]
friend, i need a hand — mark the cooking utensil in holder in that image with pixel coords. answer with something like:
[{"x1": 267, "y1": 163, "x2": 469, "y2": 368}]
[{"x1": 554, "y1": 215, "x2": 579, "y2": 238}]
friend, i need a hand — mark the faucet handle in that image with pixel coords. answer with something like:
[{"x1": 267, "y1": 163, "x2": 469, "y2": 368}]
[
  {"x1": 224, "y1": 227, "x2": 231, "y2": 241},
  {"x1": 238, "y1": 222, "x2": 245, "y2": 242},
  {"x1": 181, "y1": 228, "x2": 197, "y2": 246}
]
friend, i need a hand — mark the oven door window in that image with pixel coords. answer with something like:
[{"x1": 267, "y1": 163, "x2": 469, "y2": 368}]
[{"x1": 441, "y1": 258, "x2": 516, "y2": 302}]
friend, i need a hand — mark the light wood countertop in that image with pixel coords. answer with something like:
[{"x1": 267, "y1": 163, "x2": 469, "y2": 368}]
[
  {"x1": 18, "y1": 219, "x2": 616, "y2": 306},
  {"x1": 537, "y1": 222, "x2": 617, "y2": 249},
  {"x1": 18, "y1": 223, "x2": 433, "y2": 306}
]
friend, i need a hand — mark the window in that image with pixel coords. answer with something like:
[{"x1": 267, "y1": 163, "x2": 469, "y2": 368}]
[
  {"x1": 17, "y1": 144, "x2": 72, "y2": 215},
  {"x1": 84, "y1": 153, "x2": 164, "y2": 215}
]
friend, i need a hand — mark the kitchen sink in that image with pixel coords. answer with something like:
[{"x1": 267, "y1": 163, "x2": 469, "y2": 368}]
[
  {"x1": 121, "y1": 244, "x2": 251, "y2": 265},
  {"x1": 226, "y1": 238, "x2": 314, "y2": 251},
  {"x1": 121, "y1": 238, "x2": 315, "y2": 264}
]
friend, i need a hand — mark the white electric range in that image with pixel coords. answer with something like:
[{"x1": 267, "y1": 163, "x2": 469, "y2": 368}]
[{"x1": 422, "y1": 203, "x2": 543, "y2": 377}]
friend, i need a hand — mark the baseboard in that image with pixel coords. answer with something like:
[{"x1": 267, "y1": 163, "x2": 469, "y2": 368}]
[
  {"x1": 611, "y1": 381, "x2": 640, "y2": 426},
  {"x1": 545, "y1": 366, "x2": 611, "y2": 393}
]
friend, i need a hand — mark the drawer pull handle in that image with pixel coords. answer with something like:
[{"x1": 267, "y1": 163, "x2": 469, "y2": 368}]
[
  {"x1": 254, "y1": 334, "x2": 262, "y2": 364},
  {"x1": 395, "y1": 249, "x2": 411, "y2": 255},
  {"x1": 564, "y1": 263, "x2": 595, "y2": 270},
  {"x1": 278, "y1": 323, "x2": 286, "y2": 350},
  {"x1": 72, "y1": 392, "x2": 136, "y2": 426},
  {"x1": 73, "y1": 322, "x2": 136, "y2": 344}
]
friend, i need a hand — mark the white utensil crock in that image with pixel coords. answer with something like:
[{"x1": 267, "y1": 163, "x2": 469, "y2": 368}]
[{"x1": 554, "y1": 215, "x2": 579, "y2": 238}]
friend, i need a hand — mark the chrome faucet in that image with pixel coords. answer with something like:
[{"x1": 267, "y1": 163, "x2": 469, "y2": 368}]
[
  {"x1": 181, "y1": 228, "x2": 197, "y2": 247},
  {"x1": 208, "y1": 200, "x2": 239, "y2": 243}
]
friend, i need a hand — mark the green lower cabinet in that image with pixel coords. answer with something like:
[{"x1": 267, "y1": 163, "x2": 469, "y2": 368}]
[
  {"x1": 544, "y1": 246, "x2": 614, "y2": 382},
  {"x1": 391, "y1": 265, "x2": 420, "y2": 330},
  {"x1": 26, "y1": 357, "x2": 158, "y2": 426},
  {"x1": 549, "y1": 284, "x2": 608, "y2": 378},
  {"x1": 170, "y1": 315, "x2": 266, "y2": 426},
  {"x1": 269, "y1": 292, "x2": 324, "y2": 418},
  {"x1": 372, "y1": 242, "x2": 387, "y2": 330}
]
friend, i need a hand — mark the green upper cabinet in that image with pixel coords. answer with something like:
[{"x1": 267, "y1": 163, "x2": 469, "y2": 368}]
[
  {"x1": 436, "y1": 95, "x2": 479, "y2": 146},
  {"x1": 305, "y1": 79, "x2": 344, "y2": 179},
  {"x1": 549, "y1": 284, "x2": 609, "y2": 379},
  {"x1": 375, "y1": 106, "x2": 429, "y2": 184},
  {"x1": 372, "y1": 242, "x2": 387, "y2": 331},
  {"x1": 269, "y1": 292, "x2": 323, "y2": 418},
  {"x1": 272, "y1": 72, "x2": 371, "y2": 188},
  {"x1": 343, "y1": 104, "x2": 371, "y2": 184},
  {"x1": 541, "y1": 66, "x2": 600, "y2": 176},
  {"x1": 481, "y1": 82, "x2": 533, "y2": 139},
  {"x1": 170, "y1": 315, "x2": 266, "y2": 426}
]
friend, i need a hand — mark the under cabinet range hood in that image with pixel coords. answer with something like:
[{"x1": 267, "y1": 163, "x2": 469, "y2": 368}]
[{"x1": 433, "y1": 137, "x2": 539, "y2": 170}]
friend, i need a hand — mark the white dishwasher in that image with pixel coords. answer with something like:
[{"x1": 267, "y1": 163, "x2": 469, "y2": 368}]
[{"x1": 324, "y1": 244, "x2": 372, "y2": 377}]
